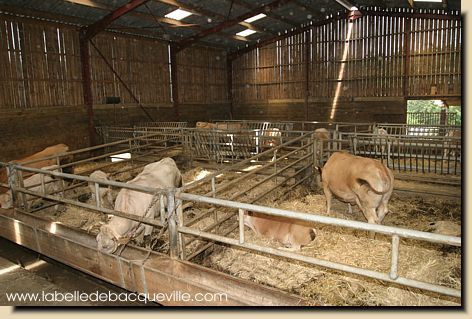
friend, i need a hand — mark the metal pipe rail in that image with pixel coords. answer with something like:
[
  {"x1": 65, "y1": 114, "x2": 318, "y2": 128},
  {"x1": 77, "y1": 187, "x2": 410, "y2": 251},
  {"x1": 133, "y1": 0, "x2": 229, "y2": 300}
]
[
  {"x1": 3, "y1": 164, "x2": 172, "y2": 229},
  {"x1": 182, "y1": 132, "x2": 314, "y2": 191},
  {"x1": 176, "y1": 192, "x2": 461, "y2": 298},
  {"x1": 19, "y1": 132, "x2": 177, "y2": 166}
]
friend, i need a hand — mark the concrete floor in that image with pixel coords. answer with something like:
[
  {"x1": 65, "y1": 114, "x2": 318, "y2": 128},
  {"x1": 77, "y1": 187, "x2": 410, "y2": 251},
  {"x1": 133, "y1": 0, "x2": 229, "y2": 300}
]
[{"x1": 0, "y1": 238, "x2": 152, "y2": 306}]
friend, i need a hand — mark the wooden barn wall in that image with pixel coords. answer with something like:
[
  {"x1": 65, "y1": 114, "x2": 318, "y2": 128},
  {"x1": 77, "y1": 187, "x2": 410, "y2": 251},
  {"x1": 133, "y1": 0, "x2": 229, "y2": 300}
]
[
  {"x1": 177, "y1": 46, "x2": 228, "y2": 104},
  {"x1": 0, "y1": 14, "x2": 228, "y2": 160},
  {"x1": 175, "y1": 46, "x2": 230, "y2": 124},
  {"x1": 90, "y1": 33, "x2": 171, "y2": 107},
  {"x1": 232, "y1": 9, "x2": 462, "y2": 122}
]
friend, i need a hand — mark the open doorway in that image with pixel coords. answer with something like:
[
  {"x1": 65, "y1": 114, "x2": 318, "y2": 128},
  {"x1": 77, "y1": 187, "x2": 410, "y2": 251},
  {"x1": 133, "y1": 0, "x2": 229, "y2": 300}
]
[{"x1": 407, "y1": 99, "x2": 461, "y2": 125}]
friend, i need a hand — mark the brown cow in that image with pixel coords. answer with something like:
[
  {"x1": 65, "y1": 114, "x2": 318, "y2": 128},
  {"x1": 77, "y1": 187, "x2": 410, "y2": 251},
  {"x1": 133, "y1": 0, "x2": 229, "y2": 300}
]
[
  {"x1": 243, "y1": 211, "x2": 316, "y2": 250},
  {"x1": 0, "y1": 144, "x2": 69, "y2": 191},
  {"x1": 196, "y1": 121, "x2": 216, "y2": 129},
  {"x1": 196, "y1": 121, "x2": 242, "y2": 130},
  {"x1": 319, "y1": 151, "x2": 394, "y2": 225}
]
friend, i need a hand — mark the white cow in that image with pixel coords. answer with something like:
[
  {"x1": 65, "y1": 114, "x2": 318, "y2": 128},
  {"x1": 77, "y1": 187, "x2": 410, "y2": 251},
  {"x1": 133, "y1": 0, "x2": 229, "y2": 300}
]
[
  {"x1": 375, "y1": 127, "x2": 389, "y2": 156},
  {"x1": 443, "y1": 129, "x2": 461, "y2": 159},
  {"x1": 0, "y1": 165, "x2": 62, "y2": 209},
  {"x1": 313, "y1": 128, "x2": 329, "y2": 165},
  {"x1": 96, "y1": 158, "x2": 182, "y2": 254},
  {"x1": 88, "y1": 170, "x2": 114, "y2": 209}
]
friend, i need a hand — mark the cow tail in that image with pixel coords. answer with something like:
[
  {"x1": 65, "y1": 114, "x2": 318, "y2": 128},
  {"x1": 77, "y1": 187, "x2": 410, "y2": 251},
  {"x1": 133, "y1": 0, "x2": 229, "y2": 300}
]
[
  {"x1": 315, "y1": 166, "x2": 323, "y2": 181},
  {"x1": 359, "y1": 166, "x2": 391, "y2": 194}
]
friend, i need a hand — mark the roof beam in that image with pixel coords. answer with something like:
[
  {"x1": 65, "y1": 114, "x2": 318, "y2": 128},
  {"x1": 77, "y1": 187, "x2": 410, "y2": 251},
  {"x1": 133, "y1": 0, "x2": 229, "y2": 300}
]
[
  {"x1": 228, "y1": 7, "x2": 461, "y2": 60},
  {"x1": 154, "y1": 0, "x2": 276, "y2": 35},
  {"x1": 230, "y1": 0, "x2": 299, "y2": 27},
  {"x1": 82, "y1": 0, "x2": 151, "y2": 40},
  {"x1": 228, "y1": 16, "x2": 341, "y2": 61},
  {"x1": 65, "y1": 0, "x2": 246, "y2": 45},
  {"x1": 64, "y1": 0, "x2": 199, "y2": 29},
  {"x1": 332, "y1": 0, "x2": 356, "y2": 10},
  {"x1": 0, "y1": 3, "x2": 166, "y2": 39},
  {"x1": 175, "y1": 0, "x2": 292, "y2": 52}
]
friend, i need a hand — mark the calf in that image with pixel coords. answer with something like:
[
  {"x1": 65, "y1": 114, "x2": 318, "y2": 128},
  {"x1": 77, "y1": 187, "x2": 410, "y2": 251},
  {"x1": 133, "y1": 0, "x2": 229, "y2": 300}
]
[
  {"x1": 96, "y1": 157, "x2": 182, "y2": 254},
  {"x1": 243, "y1": 211, "x2": 316, "y2": 250},
  {"x1": 320, "y1": 151, "x2": 394, "y2": 225},
  {"x1": 0, "y1": 165, "x2": 63, "y2": 210}
]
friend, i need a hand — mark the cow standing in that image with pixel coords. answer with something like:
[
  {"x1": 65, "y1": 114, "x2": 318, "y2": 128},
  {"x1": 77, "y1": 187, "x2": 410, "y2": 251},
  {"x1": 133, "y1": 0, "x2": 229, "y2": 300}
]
[
  {"x1": 319, "y1": 152, "x2": 394, "y2": 225},
  {"x1": 96, "y1": 158, "x2": 182, "y2": 254}
]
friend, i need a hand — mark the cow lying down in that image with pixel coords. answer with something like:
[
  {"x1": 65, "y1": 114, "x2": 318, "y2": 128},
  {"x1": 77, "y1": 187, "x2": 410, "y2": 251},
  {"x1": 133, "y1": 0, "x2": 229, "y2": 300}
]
[
  {"x1": 319, "y1": 151, "x2": 394, "y2": 225},
  {"x1": 0, "y1": 143, "x2": 69, "y2": 192},
  {"x1": 0, "y1": 165, "x2": 63, "y2": 210},
  {"x1": 243, "y1": 211, "x2": 316, "y2": 250},
  {"x1": 96, "y1": 157, "x2": 182, "y2": 254}
]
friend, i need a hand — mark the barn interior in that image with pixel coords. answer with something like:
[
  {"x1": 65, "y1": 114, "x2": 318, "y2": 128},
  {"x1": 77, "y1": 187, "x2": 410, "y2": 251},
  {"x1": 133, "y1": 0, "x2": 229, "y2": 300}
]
[{"x1": 0, "y1": 0, "x2": 463, "y2": 307}]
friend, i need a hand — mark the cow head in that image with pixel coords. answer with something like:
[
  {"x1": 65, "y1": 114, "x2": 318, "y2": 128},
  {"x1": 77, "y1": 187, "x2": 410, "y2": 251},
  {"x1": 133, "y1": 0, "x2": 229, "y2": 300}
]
[
  {"x1": 96, "y1": 225, "x2": 118, "y2": 254},
  {"x1": 0, "y1": 192, "x2": 13, "y2": 209},
  {"x1": 242, "y1": 211, "x2": 257, "y2": 232}
]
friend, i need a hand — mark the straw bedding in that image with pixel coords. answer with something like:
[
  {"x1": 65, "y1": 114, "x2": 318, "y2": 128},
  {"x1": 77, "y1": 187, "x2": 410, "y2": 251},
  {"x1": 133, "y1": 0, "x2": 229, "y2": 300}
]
[
  {"x1": 31, "y1": 160, "x2": 461, "y2": 306},
  {"x1": 203, "y1": 192, "x2": 461, "y2": 306}
]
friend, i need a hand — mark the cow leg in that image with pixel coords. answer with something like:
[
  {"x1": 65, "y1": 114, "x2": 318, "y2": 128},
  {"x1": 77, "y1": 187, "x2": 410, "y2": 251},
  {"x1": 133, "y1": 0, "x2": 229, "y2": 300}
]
[
  {"x1": 354, "y1": 196, "x2": 378, "y2": 239},
  {"x1": 347, "y1": 203, "x2": 353, "y2": 214},
  {"x1": 323, "y1": 185, "x2": 333, "y2": 214}
]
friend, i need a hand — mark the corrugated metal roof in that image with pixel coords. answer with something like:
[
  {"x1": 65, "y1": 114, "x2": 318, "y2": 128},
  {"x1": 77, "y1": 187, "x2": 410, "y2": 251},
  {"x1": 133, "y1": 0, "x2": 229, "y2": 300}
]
[{"x1": 0, "y1": 0, "x2": 461, "y2": 53}]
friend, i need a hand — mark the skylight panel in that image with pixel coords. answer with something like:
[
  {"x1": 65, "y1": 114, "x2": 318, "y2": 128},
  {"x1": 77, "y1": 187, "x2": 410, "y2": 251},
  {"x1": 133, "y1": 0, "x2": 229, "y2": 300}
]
[
  {"x1": 244, "y1": 13, "x2": 267, "y2": 23},
  {"x1": 165, "y1": 9, "x2": 192, "y2": 20},
  {"x1": 236, "y1": 29, "x2": 257, "y2": 37}
]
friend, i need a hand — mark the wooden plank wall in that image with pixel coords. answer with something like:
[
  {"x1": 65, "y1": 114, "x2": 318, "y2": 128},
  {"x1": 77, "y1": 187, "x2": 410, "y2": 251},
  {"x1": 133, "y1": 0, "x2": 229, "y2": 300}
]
[
  {"x1": 233, "y1": 8, "x2": 462, "y2": 104},
  {"x1": 0, "y1": 13, "x2": 229, "y2": 160},
  {"x1": 0, "y1": 15, "x2": 83, "y2": 109},
  {"x1": 91, "y1": 33, "x2": 171, "y2": 105},
  {"x1": 0, "y1": 13, "x2": 229, "y2": 110},
  {"x1": 177, "y1": 46, "x2": 227, "y2": 104}
]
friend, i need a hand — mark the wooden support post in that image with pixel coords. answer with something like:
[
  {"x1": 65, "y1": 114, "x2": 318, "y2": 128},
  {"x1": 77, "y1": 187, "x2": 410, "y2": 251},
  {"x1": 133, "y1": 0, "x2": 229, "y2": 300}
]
[
  {"x1": 304, "y1": 30, "x2": 310, "y2": 121},
  {"x1": 403, "y1": 17, "x2": 411, "y2": 99},
  {"x1": 227, "y1": 57, "x2": 233, "y2": 119},
  {"x1": 170, "y1": 44, "x2": 180, "y2": 121},
  {"x1": 167, "y1": 189, "x2": 178, "y2": 259},
  {"x1": 78, "y1": 0, "x2": 151, "y2": 146},
  {"x1": 79, "y1": 32, "x2": 96, "y2": 146}
]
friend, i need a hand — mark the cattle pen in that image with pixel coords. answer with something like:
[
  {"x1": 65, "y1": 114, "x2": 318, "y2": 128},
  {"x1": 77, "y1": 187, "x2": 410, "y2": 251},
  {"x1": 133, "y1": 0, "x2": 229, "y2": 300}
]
[
  {"x1": 0, "y1": 0, "x2": 463, "y2": 308},
  {"x1": 0, "y1": 121, "x2": 461, "y2": 306}
]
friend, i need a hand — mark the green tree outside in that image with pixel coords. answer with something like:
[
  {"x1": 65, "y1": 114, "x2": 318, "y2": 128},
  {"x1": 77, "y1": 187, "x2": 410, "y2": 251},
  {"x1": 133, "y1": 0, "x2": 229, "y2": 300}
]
[{"x1": 407, "y1": 100, "x2": 461, "y2": 125}]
